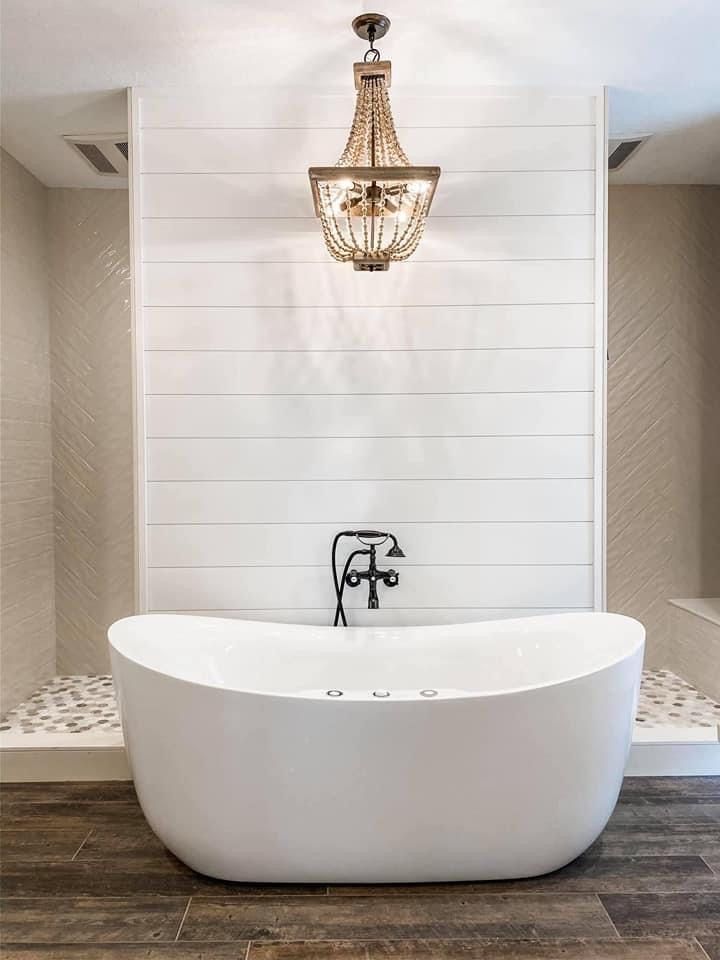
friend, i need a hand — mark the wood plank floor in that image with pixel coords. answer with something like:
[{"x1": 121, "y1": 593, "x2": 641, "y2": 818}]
[{"x1": 1, "y1": 777, "x2": 719, "y2": 958}]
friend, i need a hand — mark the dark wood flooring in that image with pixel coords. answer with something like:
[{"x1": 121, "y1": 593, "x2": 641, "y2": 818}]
[{"x1": 1, "y1": 777, "x2": 719, "y2": 958}]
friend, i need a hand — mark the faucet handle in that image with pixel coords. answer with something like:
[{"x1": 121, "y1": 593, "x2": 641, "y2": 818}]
[{"x1": 382, "y1": 570, "x2": 399, "y2": 587}]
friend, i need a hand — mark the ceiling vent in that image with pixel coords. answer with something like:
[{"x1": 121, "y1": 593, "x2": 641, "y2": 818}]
[
  {"x1": 608, "y1": 136, "x2": 651, "y2": 171},
  {"x1": 63, "y1": 134, "x2": 129, "y2": 177}
]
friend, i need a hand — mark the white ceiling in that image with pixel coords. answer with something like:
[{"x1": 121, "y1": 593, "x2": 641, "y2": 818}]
[{"x1": 2, "y1": 0, "x2": 719, "y2": 188}]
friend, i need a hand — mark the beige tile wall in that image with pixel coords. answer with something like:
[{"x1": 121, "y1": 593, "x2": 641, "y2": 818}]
[
  {"x1": 607, "y1": 185, "x2": 720, "y2": 667},
  {"x1": 669, "y1": 191, "x2": 720, "y2": 599},
  {"x1": 0, "y1": 150, "x2": 55, "y2": 711},
  {"x1": 49, "y1": 189, "x2": 134, "y2": 674},
  {"x1": 1, "y1": 168, "x2": 134, "y2": 705}
]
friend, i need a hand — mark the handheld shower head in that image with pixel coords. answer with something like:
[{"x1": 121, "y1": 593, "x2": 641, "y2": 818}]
[
  {"x1": 386, "y1": 536, "x2": 405, "y2": 558},
  {"x1": 349, "y1": 529, "x2": 405, "y2": 557}
]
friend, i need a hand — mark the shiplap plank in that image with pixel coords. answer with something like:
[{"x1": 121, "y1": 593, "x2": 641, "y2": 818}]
[
  {"x1": 145, "y1": 348, "x2": 593, "y2": 395},
  {"x1": 141, "y1": 126, "x2": 595, "y2": 174},
  {"x1": 144, "y1": 304, "x2": 595, "y2": 351},
  {"x1": 147, "y1": 479, "x2": 593, "y2": 523},
  {"x1": 148, "y1": 522, "x2": 593, "y2": 567},
  {"x1": 142, "y1": 216, "x2": 595, "y2": 263},
  {"x1": 143, "y1": 260, "x2": 594, "y2": 309},
  {"x1": 154, "y1": 608, "x2": 589, "y2": 625},
  {"x1": 147, "y1": 436, "x2": 593, "y2": 481},
  {"x1": 147, "y1": 564, "x2": 594, "y2": 610},
  {"x1": 141, "y1": 171, "x2": 596, "y2": 218},
  {"x1": 145, "y1": 393, "x2": 594, "y2": 438},
  {"x1": 141, "y1": 91, "x2": 596, "y2": 129}
]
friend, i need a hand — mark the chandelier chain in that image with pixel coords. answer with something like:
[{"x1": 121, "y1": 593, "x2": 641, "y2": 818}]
[{"x1": 363, "y1": 23, "x2": 381, "y2": 62}]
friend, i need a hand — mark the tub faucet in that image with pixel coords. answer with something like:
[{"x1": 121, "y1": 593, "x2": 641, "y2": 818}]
[{"x1": 331, "y1": 530, "x2": 405, "y2": 626}]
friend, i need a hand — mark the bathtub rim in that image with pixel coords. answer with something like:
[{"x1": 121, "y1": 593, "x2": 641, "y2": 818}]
[{"x1": 108, "y1": 610, "x2": 645, "y2": 704}]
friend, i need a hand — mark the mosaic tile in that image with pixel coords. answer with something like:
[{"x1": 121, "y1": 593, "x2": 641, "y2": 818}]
[
  {"x1": 0, "y1": 675, "x2": 120, "y2": 735},
  {"x1": 636, "y1": 669, "x2": 720, "y2": 729}
]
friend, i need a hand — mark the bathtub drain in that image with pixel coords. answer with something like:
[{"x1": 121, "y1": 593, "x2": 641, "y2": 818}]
[{"x1": 326, "y1": 690, "x2": 343, "y2": 697}]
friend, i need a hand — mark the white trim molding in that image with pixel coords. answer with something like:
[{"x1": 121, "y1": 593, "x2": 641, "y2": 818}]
[{"x1": 129, "y1": 87, "x2": 148, "y2": 611}]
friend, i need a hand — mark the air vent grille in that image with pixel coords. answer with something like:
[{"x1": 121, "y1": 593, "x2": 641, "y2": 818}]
[
  {"x1": 74, "y1": 142, "x2": 119, "y2": 174},
  {"x1": 63, "y1": 133, "x2": 129, "y2": 178},
  {"x1": 608, "y1": 137, "x2": 650, "y2": 171}
]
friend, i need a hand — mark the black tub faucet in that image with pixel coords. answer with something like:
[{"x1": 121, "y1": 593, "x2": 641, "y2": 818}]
[{"x1": 331, "y1": 530, "x2": 405, "y2": 626}]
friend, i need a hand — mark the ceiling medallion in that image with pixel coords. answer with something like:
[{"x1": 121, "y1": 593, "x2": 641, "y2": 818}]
[{"x1": 308, "y1": 13, "x2": 441, "y2": 272}]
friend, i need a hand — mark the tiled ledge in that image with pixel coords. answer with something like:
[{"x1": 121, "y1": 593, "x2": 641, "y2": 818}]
[
  {"x1": 669, "y1": 597, "x2": 720, "y2": 628},
  {"x1": 667, "y1": 598, "x2": 720, "y2": 710}
]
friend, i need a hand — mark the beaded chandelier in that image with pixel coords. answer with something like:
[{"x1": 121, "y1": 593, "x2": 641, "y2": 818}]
[{"x1": 308, "y1": 14, "x2": 440, "y2": 272}]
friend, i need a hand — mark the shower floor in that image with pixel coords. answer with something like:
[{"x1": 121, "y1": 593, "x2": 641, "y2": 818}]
[
  {"x1": 0, "y1": 675, "x2": 120, "y2": 735},
  {"x1": 637, "y1": 668, "x2": 720, "y2": 731},
  {"x1": 2, "y1": 669, "x2": 719, "y2": 740}
]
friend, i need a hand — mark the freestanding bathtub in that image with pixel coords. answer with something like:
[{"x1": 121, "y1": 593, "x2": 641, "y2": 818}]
[{"x1": 109, "y1": 611, "x2": 644, "y2": 883}]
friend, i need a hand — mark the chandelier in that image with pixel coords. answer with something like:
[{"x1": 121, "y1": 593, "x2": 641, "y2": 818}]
[{"x1": 308, "y1": 13, "x2": 441, "y2": 272}]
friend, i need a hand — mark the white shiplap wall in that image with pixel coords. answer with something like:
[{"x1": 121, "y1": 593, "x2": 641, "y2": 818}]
[{"x1": 131, "y1": 87, "x2": 606, "y2": 625}]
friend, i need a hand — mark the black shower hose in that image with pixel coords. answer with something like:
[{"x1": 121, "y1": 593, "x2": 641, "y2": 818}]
[{"x1": 331, "y1": 532, "x2": 371, "y2": 627}]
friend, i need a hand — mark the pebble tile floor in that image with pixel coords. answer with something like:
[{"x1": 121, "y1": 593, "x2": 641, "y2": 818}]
[
  {"x1": 2, "y1": 670, "x2": 719, "y2": 736},
  {"x1": 636, "y1": 670, "x2": 720, "y2": 730},
  {"x1": 0, "y1": 676, "x2": 121, "y2": 735}
]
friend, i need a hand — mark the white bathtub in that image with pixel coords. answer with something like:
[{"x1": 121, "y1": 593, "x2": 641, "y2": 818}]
[{"x1": 109, "y1": 611, "x2": 644, "y2": 883}]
